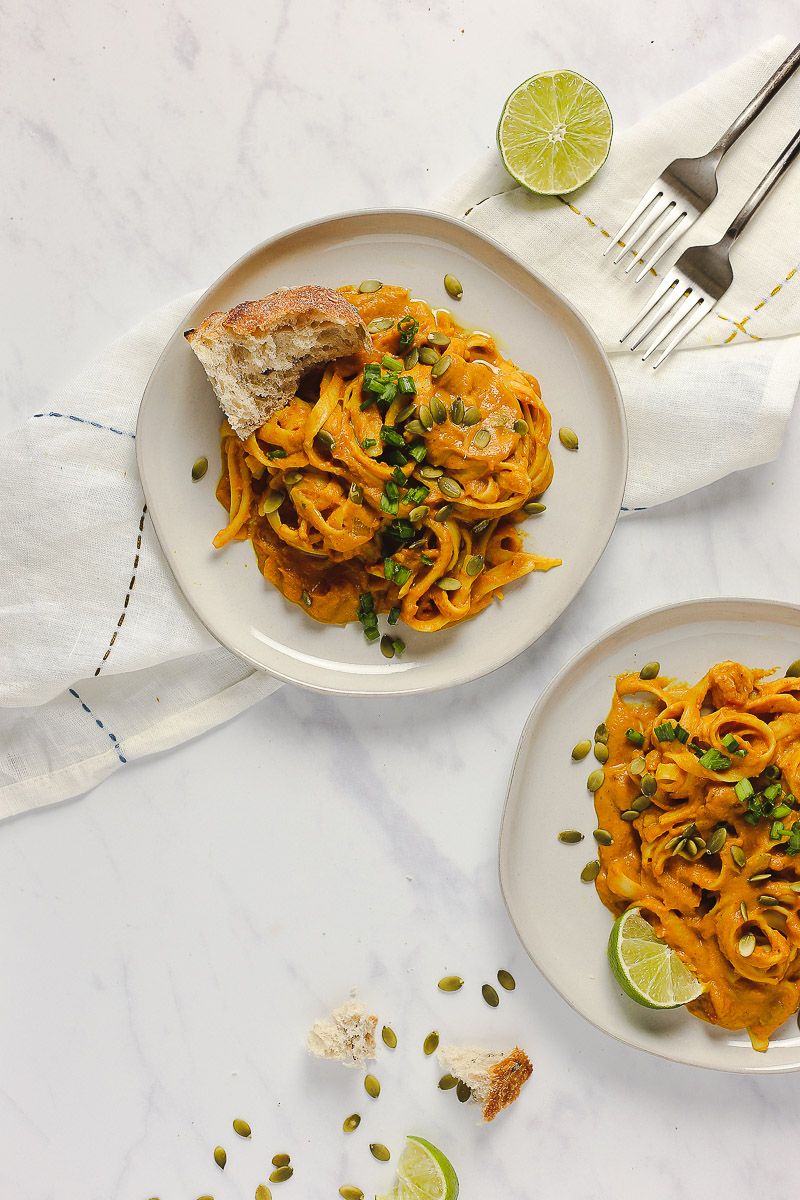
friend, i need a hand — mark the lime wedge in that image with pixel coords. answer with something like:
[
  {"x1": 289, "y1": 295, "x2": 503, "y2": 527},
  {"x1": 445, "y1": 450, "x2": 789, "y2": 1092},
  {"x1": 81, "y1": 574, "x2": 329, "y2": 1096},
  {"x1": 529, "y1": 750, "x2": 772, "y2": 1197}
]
[
  {"x1": 608, "y1": 908, "x2": 704, "y2": 1009},
  {"x1": 497, "y1": 70, "x2": 612, "y2": 195},
  {"x1": 376, "y1": 1136, "x2": 459, "y2": 1200}
]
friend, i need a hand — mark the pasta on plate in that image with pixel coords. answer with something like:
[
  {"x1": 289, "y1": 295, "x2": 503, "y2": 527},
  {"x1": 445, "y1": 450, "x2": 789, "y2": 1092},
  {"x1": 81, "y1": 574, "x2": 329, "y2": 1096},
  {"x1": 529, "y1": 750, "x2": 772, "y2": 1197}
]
[
  {"x1": 594, "y1": 661, "x2": 800, "y2": 1050},
  {"x1": 213, "y1": 284, "x2": 560, "y2": 635}
]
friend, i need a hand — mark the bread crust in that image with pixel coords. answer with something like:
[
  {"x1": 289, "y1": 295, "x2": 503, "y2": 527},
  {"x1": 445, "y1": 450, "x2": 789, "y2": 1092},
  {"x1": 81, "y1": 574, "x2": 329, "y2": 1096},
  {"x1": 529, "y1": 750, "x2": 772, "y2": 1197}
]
[{"x1": 185, "y1": 284, "x2": 370, "y2": 352}]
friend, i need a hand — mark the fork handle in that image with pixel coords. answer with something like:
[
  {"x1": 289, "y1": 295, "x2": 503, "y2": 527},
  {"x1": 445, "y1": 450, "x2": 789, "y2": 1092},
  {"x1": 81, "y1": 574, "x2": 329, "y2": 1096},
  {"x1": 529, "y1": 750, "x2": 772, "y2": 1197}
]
[
  {"x1": 726, "y1": 126, "x2": 800, "y2": 241},
  {"x1": 712, "y1": 43, "x2": 800, "y2": 157}
]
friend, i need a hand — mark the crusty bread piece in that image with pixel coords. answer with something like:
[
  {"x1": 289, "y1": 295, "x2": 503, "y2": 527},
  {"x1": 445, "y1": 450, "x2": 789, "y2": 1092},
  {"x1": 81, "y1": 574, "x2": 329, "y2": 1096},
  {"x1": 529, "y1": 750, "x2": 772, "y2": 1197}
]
[
  {"x1": 437, "y1": 1043, "x2": 532, "y2": 1122},
  {"x1": 185, "y1": 285, "x2": 372, "y2": 441},
  {"x1": 306, "y1": 995, "x2": 378, "y2": 1068}
]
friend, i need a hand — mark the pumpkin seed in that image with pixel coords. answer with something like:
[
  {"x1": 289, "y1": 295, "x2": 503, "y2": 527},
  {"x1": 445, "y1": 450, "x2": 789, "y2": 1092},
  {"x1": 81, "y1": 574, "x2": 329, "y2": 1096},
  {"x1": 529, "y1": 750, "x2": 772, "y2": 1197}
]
[
  {"x1": 731, "y1": 845, "x2": 747, "y2": 869},
  {"x1": 581, "y1": 860, "x2": 601, "y2": 882},
  {"x1": 451, "y1": 397, "x2": 465, "y2": 424},
  {"x1": 404, "y1": 420, "x2": 427, "y2": 438},
  {"x1": 269, "y1": 1167, "x2": 293, "y2": 1183},
  {"x1": 630, "y1": 795, "x2": 651, "y2": 813},
  {"x1": 572, "y1": 739, "x2": 592, "y2": 761},
  {"x1": 301, "y1": 589, "x2": 312, "y2": 608},
  {"x1": 348, "y1": 483, "x2": 363, "y2": 507},
  {"x1": 370, "y1": 1144, "x2": 391, "y2": 1162},
  {"x1": 380, "y1": 635, "x2": 395, "y2": 659},
  {"x1": 430, "y1": 396, "x2": 448, "y2": 424},
  {"x1": 621, "y1": 809, "x2": 639, "y2": 822},
  {"x1": 789, "y1": 883, "x2": 800, "y2": 893},
  {"x1": 316, "y1": 429, "x2": 335, "y2": 451},
  {"x1": 740, "y1": 902, "x2": 748, "y2": 919},
  {"x1": 587, "y1": 769, "x2": 605, "y2": 792},
  {"x1": 749, "y1": 873, "x2": 772, "y2": 882},
  {"x1": 759, "y1": 894, "x2": 780, "y2": 906},
  {"x1": 472, "y1": 518, "x2": 491, "y2": 533},
  {"x1": 359, "y1": 279, "x2": 383, "y2": 293},
  {"x1": 694, "y1": 837, "x2": 707, "y2": 851},
  {"x1": 339, "y1": 1189, "x2": 364, "y2": 1200},
  {"x1": 705, "y1": 827, "x2": 727, "y2": 854},
  {"x1": 424, "y1": 1030, "x2": 440, "y2": 1055},
  {"x1": 284, "y1": 471, "x2": 302, "y2": 486},
  {"x1": 428, "y1": 332, "x2": 451, "y2": 348},
  {"x1": 665, "y1": 835, "x2": 683, "y2": 852},
  {"x1": 514, "y1": 419, "x2": 529, "y2": 435},
  {"x1": 523, "y1": 501, "x2": 546, "y2": 515},
  {"x1": 497, "y1": 969, "x2": 516, "y2": 990},
  {"x1": 418, "y1": 405, "x2": 434, "y2": 431},
  {"x1": 472, "y1": 429, "x2": 491, "y2": 449},
  {"x1": 641, "y1": 773, "x2": 657, "y2": 796},
  {"x1": 593, "y1": 743, "x2": 609, "y2": 764},
  {"x1": 558, "y1": 427, "x2": 579, "y2": 450},
  {"x1": 438, "y1": 1073, "x2": 458, "y2": 1090},
  {"x1": 786, "y1": 659, "x2": 800, "y2": 677},
  {"x1": 685, "y1": 839, "x2": 698, "y2": 856},
  {"x1": 343, "y1": 1113, "x2": 362, "y2": 1135},
  {"x1": 438, "y1": 975, "x2": 464, "y2": 991},
  {"x1": 444, "y1": 274, "x2": 463, "y2": 300},
  {"x1": 629, "y1": 756, "x2": 646, "y2": 775},
  {"x1": 639, "y1": 661, "x2": 660, "y2": 680},
  {"x1": 404, "y1": 347, "x2": 420, "y2": 369},
  {"x1": 262, "y1": 490, "x2": 284, "y2": 514},
  {"x1": 418, "y1": 346, "x2": 440, "y2": 366},
  {"x1": 558, "y1": 830, "x2": 584, "y2": 844},
  {"x1": 456, "y1": 1081, "x2": 472, "y2": 1103},
  {"x1": 272, "y1": 1155, "x2": 290, "y2": 1168},
  {"x1": 463, "y1": 406, "x2": 481, "y2": 426},
  {"x1": 437, "y1": 577, "x2": 461, "y2": 591},
  {"x1": 465, "y1": 554, "x2": 484, "y2": 577},
  {"x1": 439, "y1": 476, "x2": 462, "y2": 499},
  {"x1": 192, "y1": 456, "x2": 209, "y2": 480},
  {"x1": 431, "y1": 354, "x2": 452, "y2": 379},
  {"x1": 419, "y1": 465, "x2": 443, "y2": 479},
  {"x1": 367, "y1": 317, "x2": 394, "y2": 334},
  {"x1": 436, "y1": 503, "x2": 455, "y2": 520},
  {"x1": 256, "y1": 1188, "x2": 273, "y2": 1200},
  {"x1": 214, "y1": 1146, "x2": 227, "y2": 1169},
  {"x1": 482, "y1": 983, "x2": 500, "y2": 1008},
  {"x1": 594, "y1": 723, "x2": 610, "y2": 745},
  {"x1": 409, "y1": 504, "x2": 429, "y2": 523},
  {"x1": 396, "y1": 401, "x2": 416, "y2": 423},
  {"x1": 738, "y1": 932, "x2": 756, "y2": 957},
  {"x1": 233, "y1": 1119, "x2": 252, "y2": 1138},
  {"x1": 594, "y1": 829, "x2": 614, "y2": 846},
  {"x1": 364, "y1": 1074, "x2": 380, "y2": 1098}
]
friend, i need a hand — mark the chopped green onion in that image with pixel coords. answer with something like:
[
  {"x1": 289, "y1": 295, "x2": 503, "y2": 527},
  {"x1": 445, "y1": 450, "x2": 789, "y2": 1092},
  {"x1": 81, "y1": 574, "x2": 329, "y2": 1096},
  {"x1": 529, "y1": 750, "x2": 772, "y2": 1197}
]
[
  {"x1": 397, "y1": 315, "x2": 419, "y2": 348},
  {"x1": 407, "y1": 443, "x2": 427, "y2": 463},
  {"x1": 721, "y1": 733, "x2": 741, "y2": 753},
  {"x1": 363, "y1": 361, "x2": 381, "y2": 378},
  {"x1": 359, "y1": 592, "x2": 374, "y2": 613},
  {"x1": 787, "y1": 824, "x2": 800, "y2": 855},
  {"x1": 381, "y1": 425, "x2": 405, "y2": 447},
  {"x1": 734, "y1": 747, "x2": 748, "y2": 758},
  {"x1": 785, "y1": 793, "x2": 797, "y2": 807},
  {"x1": 654, "y1": 722, "x2": 676, "y2": 742},
  {"x1": 735, "y1": 778, "x2": 755, "y2": 802},
  {"x1": 388, "y1": 606, "x2": 400, "y2": 626},
  {"x1": 361, "y1": 438, "x2": 377, "y2": 449},
  {"x1": 392, "y1": 638, "x2": 406, "y2": 655},
  {"x1": 420, "y1": 553, "x2": 434, "y2": 565},
  {"x1": 268, "y1": 447, "x2": 287, "y2": 459},
  {"x1": 385, "y1": 481, "x2": 399, "y2": 500},
  {"x1": 763, "y1": 783, "x2": 782, "y2": 802},
  {"x1": 360, "y1": 395, "x2": 376, "y2": 411},
  {"x1": 674, "y1": 724, "x2": 690, "y2": 744},
  {"x1": 379, "y1": 380, "x2": 398, "y2": 405},
  {"x1": 380, "y1": 492, "x2": 399, "y2": 516},
  {"x1": 764, "y1": 764, "x2": 781, "y2": 780},
  {"x1": 398, "y1": 375, "x2": 417, "y2": 395},
  {"x1": 386, "y1": 519, "x2": 415, "y2": 540},
  {"x1": 404, "y1": 484, "x2": 430, "y2": 505},
  {"x1": 384, "y1": 558, "x2": 395, "y2": 581},
  {"x1": 770, "y1": 820, "x2": 786, "y2": 841},
  {"x1": 364, "y1": 626, "x2": 380, "y2": 642},
  {"x1": 382, "y1": 354, "x2": 402, "y2": 373},
  {"x1": 698, "y1": 749, "x2": 732, "y2": 771},
  {"x1": 772, "y1": 803, "x2": 792, "y2": 820},
  {"x1": 391, "y1": 465, "x2": 407, "y2": 485},
  {"x1": 384, "y1": 448, "x2": 408, "y2": 466},
  {"x1": 393, "y1": 565, "x2": 412, "y2": 587},
  {"x1": 362, "y1": 374, "x2": 385, "y2": 394},
  {"x1": 626, "y1": 729, "x2": 645, "y2": 747}
]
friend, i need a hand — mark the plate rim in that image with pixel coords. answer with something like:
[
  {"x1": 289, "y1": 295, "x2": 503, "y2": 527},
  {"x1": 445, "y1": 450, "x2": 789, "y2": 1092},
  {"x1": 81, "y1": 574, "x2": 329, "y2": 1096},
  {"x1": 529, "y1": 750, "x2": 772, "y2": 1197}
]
[
  {"x1": 498, "y1": 593, "x2": 800, "y2": 1074},
  {"x1": 136, "y1": 205, "x2": 628, "y2": 697}
]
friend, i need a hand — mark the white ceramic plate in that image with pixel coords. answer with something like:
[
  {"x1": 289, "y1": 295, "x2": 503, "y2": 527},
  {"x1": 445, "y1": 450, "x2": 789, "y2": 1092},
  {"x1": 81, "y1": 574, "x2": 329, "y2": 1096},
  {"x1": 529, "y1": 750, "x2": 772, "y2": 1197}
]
[
  {"x1": 137, "y1": 208, "x2": 626, "y2": 695},
  {"x1": 500, "y1": 597, "x2": 800, "y2": 1073}
]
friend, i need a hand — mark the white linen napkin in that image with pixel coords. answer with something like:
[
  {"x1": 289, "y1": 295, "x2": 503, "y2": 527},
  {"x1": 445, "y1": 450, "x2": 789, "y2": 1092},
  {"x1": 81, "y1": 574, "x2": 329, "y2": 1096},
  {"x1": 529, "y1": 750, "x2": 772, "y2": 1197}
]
[{"x1": 2, "y1": 38, "x2": 799, "y2": 815}]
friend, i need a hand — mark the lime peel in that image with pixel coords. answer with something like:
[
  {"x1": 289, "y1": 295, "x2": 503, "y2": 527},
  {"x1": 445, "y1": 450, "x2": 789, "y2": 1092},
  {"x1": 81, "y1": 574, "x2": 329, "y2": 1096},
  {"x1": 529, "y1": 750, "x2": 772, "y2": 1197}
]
[
  {"x1": 376, "y1": 1135, "x2": 459, "y2": 1200},
  {"x1": 608, "y1": 907, "x2": 704, "y2": 1009}
]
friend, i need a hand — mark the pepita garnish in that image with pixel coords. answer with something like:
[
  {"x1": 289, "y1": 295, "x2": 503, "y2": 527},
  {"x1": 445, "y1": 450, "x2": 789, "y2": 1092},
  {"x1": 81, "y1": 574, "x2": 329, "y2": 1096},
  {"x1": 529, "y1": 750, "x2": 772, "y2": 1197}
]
[
  {"x1": 404, "y1": 419, "x2": 427, "y2": 438},
  {"x1": 472, "y1": 518, "x2": 491, "y2": 533},
  {"x1": 456, "y1": 1081, "x2": 472, "y2": 1103},
  {"x1": 430, "y1": 396, "x2": 448, "y2": 424},
  {"x1": 418, "y1": 346, "x2": 440, "y2": 367},
  {"x1": 594, "y1": 722, "x2": 610, "y2": 745},
  {"x1": 436, "y1": 503, "x2": 455, "y2": 520},
  {"x1": 514, "y1": 419, "x2": 529, "y2": 435},
  {"x1": 301, "y1": 589, "x2": 312, "y2": 608},
  {"x1": 424, "y1": 1030, "x2": 440, "y2": 1055},
  {"x1": 269, "y1": 1166, "x2": 293, "y2": 1183},
  {"x1": 558, "y1": 426, "x2": 579, "y2": 450},
  {"x1": 731, "y1": 845, "x2": 747, "y2": 869},
  {"x1": 641, "y1": 773, "x2": 657, "y2": 796},
  {"x1": 705, "y1": 827, "x2": 727, "y2": 854},
  {"x1": 786, "y1": 658, "x2": 800, "y2": 677},
  {"x1": 748, "y1": 873, "x2": 772, "y2": 882},
  {"x1": 497, "y1": 969, "x2": 516, "y2": 990},
  {"x1": 262, "y1": 490, "x2": 285, "y2": 514},
  {"x1": 438, "y1": 1073, "x2": 458, "y2": 1090},
  {"x1": 359, "y1": 279, "x2": 383, "y2": 293},
  {"x1": 740, "y1": 902, "x2": 748, "y2": 919},
  {"x1": 364, "y1": 1074, "x2": 380, "y2": 1098},
  {"x1": 444, "y1": 274, "x2": 463, "y2": 300},
  {"x1": 192, "y1": 456, "x2": 209, "y2": 480},
  {"x1": 438, "y1": 476, "x2": 463, "y2": 499},
  {"x1": 684, "y1": 839, "x2": 698, "y2": 856},
  {"x1": 339, "y1": 1188, "x2": 364, "y2": 1200},
  {"x1": 482, "y1": 983, "x2": 500, "y2": 1008},
  {"x1": 370, "y1": 1144, "x2": 391, "y2": 1162},
  {"x1": 233, "y1": 1119, "x2": 252, "y2": 1138},
  {"x1": 255, "y1": 1187, "x2": 273, "y2": 1200},
  {"x1": 629, "y1": 756, "x2": 646, "y2": 775},
  {"x1": 409, "y1": 504, "x2": 429, "y2": 523},
  {"x1": 465, "y1": 554, "x2": 484, "y2": 577},
  {"x1": 620, "y1": 809, "x2": 639, "y2": 822},
  {"x1": 759, "y1": 894, "x2": 780, "y2": 906},
  {"x1": 428, "y1": 332, "x2": 451, "y2": 348},
  {"x1": 630, "y1": 795, "x2": 651, "y2": 813},
  {"x1": 581, "y1": 860, "x2": 601, "y2": 882},
  {"x1": 316, "y1": 429, "x2": 335, "y2": 451},
  {"x1": 522, "y1": 501, "x2": 546, "y2": 515},
  {"x1": 284, "y1": 471, "x2": 302, "y2": 486},
  {"x1": 380, "y1": 635, "x2": 395, "y2": 659},
  {"x1": 473, "y1": 428, "x2": 491, "y2": 449},
  {"x1": 396, "y1": 401, "x2": 416, "y2": 423},
  {"x1": 382, "y1": 1024, "x2": 397, "y2": 1051},
  {"x1": 738, "y1": 932, "x2": 756, "y2": 957},
  {"x1": 419, "y1": 465, "x2": 443, "y2": 479},
  {"x1": 437, "y1": 577, "x2": 461, "y2": 592},
  {"x1": 419, "y1": 405, "x2": 434, "y2": 431},
  {"x1": 639, "y1": 661, "x2": 660, "y2": 680},
  {"x1": 463, "y1": 406, "x2": 481, "y2": 426},
  {"x1": 431, "y1": 353, "x2": 452, "y2": 379},
  {"x1": 272, "y1": 1154, "x2": 290, "y2": 1168},
  {"x1": 343, "y1": 1113, "x2": 361, "y2": 1133},
  {"x1": 438, "y1": 975, "x2": 464, "y2": 991},
  {"x1": 593, "y1": 743, "x2": 609, "y2": 764},
  {"x1": 558, "y1": 830, "x2": 584, "y2": 843},
  {"x1": 368, "y1": 317, "x2": 394, "y2": 333},
  {"x1": 593, "y1": 829, "x2": 614, "y2": 846},
  {"x1": 587, "y1": 769, "x2": 605, "y2": 792},
  {"x1": 404, "y1": 347, "x2": 420, "y2": 369},
  {"x1": 451, "y1": 397, "x2": 465, "y2": 424},
  {"x1": 572, "y1": 739, "x2": 592, "y2": 760},
  {"x1": 214, "y1": 1146, "x2": 227, "y2": 1169}
]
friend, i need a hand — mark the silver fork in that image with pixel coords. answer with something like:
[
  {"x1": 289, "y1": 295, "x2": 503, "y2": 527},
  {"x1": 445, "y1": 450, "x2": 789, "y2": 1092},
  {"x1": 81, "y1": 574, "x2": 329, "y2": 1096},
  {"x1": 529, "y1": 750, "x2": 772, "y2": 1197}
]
[
  {"x1": 620, "y1": 125, "x2": 800, "y2": 368},
  {"x1": 605, "y1": 43, "x2": 800, "y2": 282}
]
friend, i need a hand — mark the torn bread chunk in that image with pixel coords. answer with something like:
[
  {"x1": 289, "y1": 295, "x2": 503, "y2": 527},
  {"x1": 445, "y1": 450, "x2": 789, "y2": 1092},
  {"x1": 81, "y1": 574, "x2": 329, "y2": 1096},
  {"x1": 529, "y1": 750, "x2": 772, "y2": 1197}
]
[
  {"x1": 185, "y1": 285, "x2": 372, "y2": 440},
  {"x1": 437, "y1": 1043, "x2": 532, "y2": 1121},
  {"x1": 306, "y1": 996, "x2": 378, "y2": 1068}
]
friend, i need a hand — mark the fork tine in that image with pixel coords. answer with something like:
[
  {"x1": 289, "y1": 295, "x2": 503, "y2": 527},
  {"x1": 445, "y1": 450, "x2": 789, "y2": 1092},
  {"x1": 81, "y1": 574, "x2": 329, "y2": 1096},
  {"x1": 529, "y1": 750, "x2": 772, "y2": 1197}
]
[
  {"x1": 652, "y1": 301, "x2": 709, "y2": 368},
  {"x1": 603, "y1": 183, "x2": 662, "y2": 257},
  {"x1": 619, "y1": 272, "x2": 680, "y2": 344},
  {"x1": 641, "y1": 292, "x2": 702, "y2": 362},
  {"x1": 612, "y1": 194, "x2": 673, "y2": 265},
  {"x1": 633, "y1": 213, "x2": 691, "y2": 283},
  {"x1": 628, "y1": 282, "x2": 686, "y2": 351},
  {"x1": 623, "y1": 202, "x2": 679, "y2": 274}
]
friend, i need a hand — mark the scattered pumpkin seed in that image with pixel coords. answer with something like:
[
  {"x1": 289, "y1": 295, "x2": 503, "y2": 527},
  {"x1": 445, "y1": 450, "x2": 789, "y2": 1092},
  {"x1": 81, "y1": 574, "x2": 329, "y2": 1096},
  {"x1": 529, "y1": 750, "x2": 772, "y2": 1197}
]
[
  {"x1": 430, "y1": 396, "x2": 448, "y2": 423},
  {"x1": 629, "y1": 756, "x2": 646, "y2": 776},
  {"x1": 558, "y1": 427, "x2": 579, "y2": 450},
  {"x1": 463, "y1": 406, "x2": 481, "y2": 426},
  {"x1": 418, "y1": 346, "x2": 440, "y2": 366},
  {"x1": 339, "y1": 1189, "x2": 364, "y2": 1200},
  {"x1": 233, "y1": 1119, "x2": 251, "y2": 1138},
  {"x1": 380, "y1": 635, "x2": 395, "y2": 660},
  {"x1": 759, "y1": 894, "x2": 780, "y2": 906},
  {"x1": 348, "y1": 483, "x2": 364, "y2": 508},
  {"x1": 587, "y1": 769, "x2": 605, "y2": 792},
  {"x1": 472, "y1": 428, "x2": 490, "y2": 450},
  {"x1": 272, "y1": 1154, "x2": 290, "y2": 1168},
  {"x1": 367, "y1": 317, "x2": 394, "y2": 334},
  {"x1": 523, "y1": 501, "x2": 546, "y2": 515},
  {"x1": 593, "y1": 829, "x2": 614, "y2": 846},
  {"x1": 456, "y1": 1081, "x2": 472, "y2": 1103},
  {"x1": 731, "y1": 846, "x2": 747, "y2": 869},
  {"x1": 641, "y1": 773, "x2": 657, "y2": 796},
  {"x1": 558, "y1": 830, "x2": 584, "y2": 843},
  {"x1": 497, "y1": 969, "x2": 516, "y2": 990},
  {"x1": 269, "y1": 1166, "x2": 293, "y2": 1183},
  {"x1": 472, "y1": 517, "x2": 491, "y2": 534},
  {"x1": 437, "y1": 577, "x2": 461, "y2": 591},
  {"x1": 620, "y1": 809, "x2": 639, "y2": 822},
  {"x1": 439, "y1": 476, "x2": 463, "y2": 499},
  {"x1": 424, "y1": 1030, "x2": 440, "y2": 1055},
  {"x1": 482, "y1": 983, "x2": 500, "y2": 1008},
  {"x1": 451, "y1": 397, "x2": 465, "y2": 424},
  {"x1": 359, "y1": 279, "x2": 383, "y2": 293},
  {"x1": 514, "y1": 419, "x2": 529, "y2": 435},
  {"x1": 284, "y1": 471, "x2": 302, "y2": 486},
  {"x1": 438, "y1": 1073, "x2": 458, "y2": 1090},
  {"x1": 706, "y1": 827, "x2": 727, "y2": 854},
  {"x1": 255, "y1": 1188, "x2": 272, "y2": 1200},
  {"x1": 431, "y1": 353, "x2": 452, "y2": 379},
  {"x1": 593, "y1": 743, "x2": 609, "y2": 764},
  {"x1": 419, "y1": 464, "x2": 443, "y2": 479},
  {"x1": 581, "y1": 860, "x2": 601, "y2": 882},
  {"x1": 409, "y1": 504, "x2": 430, "y2": 522},
  {"x1": 316, "y1": 429, "x2": 335, "y2": 451},
  {"x1": 428, "y1": 332, "x2": 451, "y2": 348},
  {"x1": 262, "y1": 490, "x2": 285, "y2": 514},
  {"x1": 404, "y1": 419, "x2": 427, "y2": 438},
  {"x1": 301, "y1": 589, "x2": 312, "y2": 608},
  {"x1": 214, "y1": 1146, "x2": 227, "y2": 1169},
  {"x1": 786, "y1": 659, "x2": 800, "y2": 677},
  {"x1": 438, "y1": 975, "x2": 464, "y2": 992},
  {"x1": 594, "y1": 722, "x2": 610, "y2": 745},
  {"x1": 418, "y1": 404, "x2": 434, "y2": 431},
  {"x1": 639, "y1": 661, "x2": 660, "y2": 680},
  {"x1": 404, "y1": 347, "x2": 420, "y2": 369},
  {"x1": 738, "y1": 932, "x2": 756, "y2": 957},
  {"x1": 789, "y1": 883, "x2": 800, "y2": 893},
  {"x1": 192, "y1": 456, "x2": 209, "y2": 481},
  {"x1": 396, "y1": 401, "x2": 416, "y2": 423},
  {"x1": 436, "y1": 503, "x2": 455, "y2": 520},
  {"x1": 684, "y1": 839, "x2": 698, "y2": 856},
  {"x1": 630, "y1": 795, "x2": 651, "y2": 813},
  {"x1": 370, "y1": 1144, "x2": 391, "y2": 1162},
  {"x1": 572, "y1": 739, "x2": 592, "y2": 761},
  {"x1": 740, "y1": 902, "x2": 748, "y2": 919},
  {"x1": 343, "y1": 1114, "x2": 361, "y2": 1132},
  {"x1": 364, "y1": 1074, "x2": 380, "y2": 1098},
  {"x1": 465, "y1": 554, "x2": 484, "y2": 576},
  {"x1": 444, "y1": 274, "x2": 463, "y2": 300},
  {"x1": 749, "y1": 873, "x2": 772, "y2": 883}
]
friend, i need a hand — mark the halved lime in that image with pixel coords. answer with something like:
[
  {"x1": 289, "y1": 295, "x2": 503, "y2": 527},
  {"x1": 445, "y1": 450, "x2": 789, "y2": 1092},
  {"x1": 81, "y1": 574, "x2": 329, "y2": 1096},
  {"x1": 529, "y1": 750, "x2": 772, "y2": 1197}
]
[
  {"x1": 376, "y1": 1135, "x2": 459, "y2": 1200},
  {"x1": 497, "y1": 70, "x2": 612, "y2": 195},
  {"x1": 608, "y1": 908, "x2": 704, "y2": 1009}
]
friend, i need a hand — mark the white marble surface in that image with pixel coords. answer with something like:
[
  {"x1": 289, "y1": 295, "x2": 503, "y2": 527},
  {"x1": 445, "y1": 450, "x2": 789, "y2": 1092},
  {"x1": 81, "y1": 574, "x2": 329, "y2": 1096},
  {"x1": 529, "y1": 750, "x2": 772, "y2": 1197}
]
[{"x1": 3, "y1": 1, "x2": 800, "y2": 1198}]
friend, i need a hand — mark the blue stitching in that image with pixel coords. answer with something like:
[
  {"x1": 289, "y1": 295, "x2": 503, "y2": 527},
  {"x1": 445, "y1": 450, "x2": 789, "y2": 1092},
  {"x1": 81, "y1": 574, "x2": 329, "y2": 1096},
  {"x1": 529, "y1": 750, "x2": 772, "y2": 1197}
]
[
  {"x1": 33, "y1": 412, "x2": 135, "y2": 439},
  {"x1": 68, "y1": 688, "x2": 127, "y2": 764}
]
